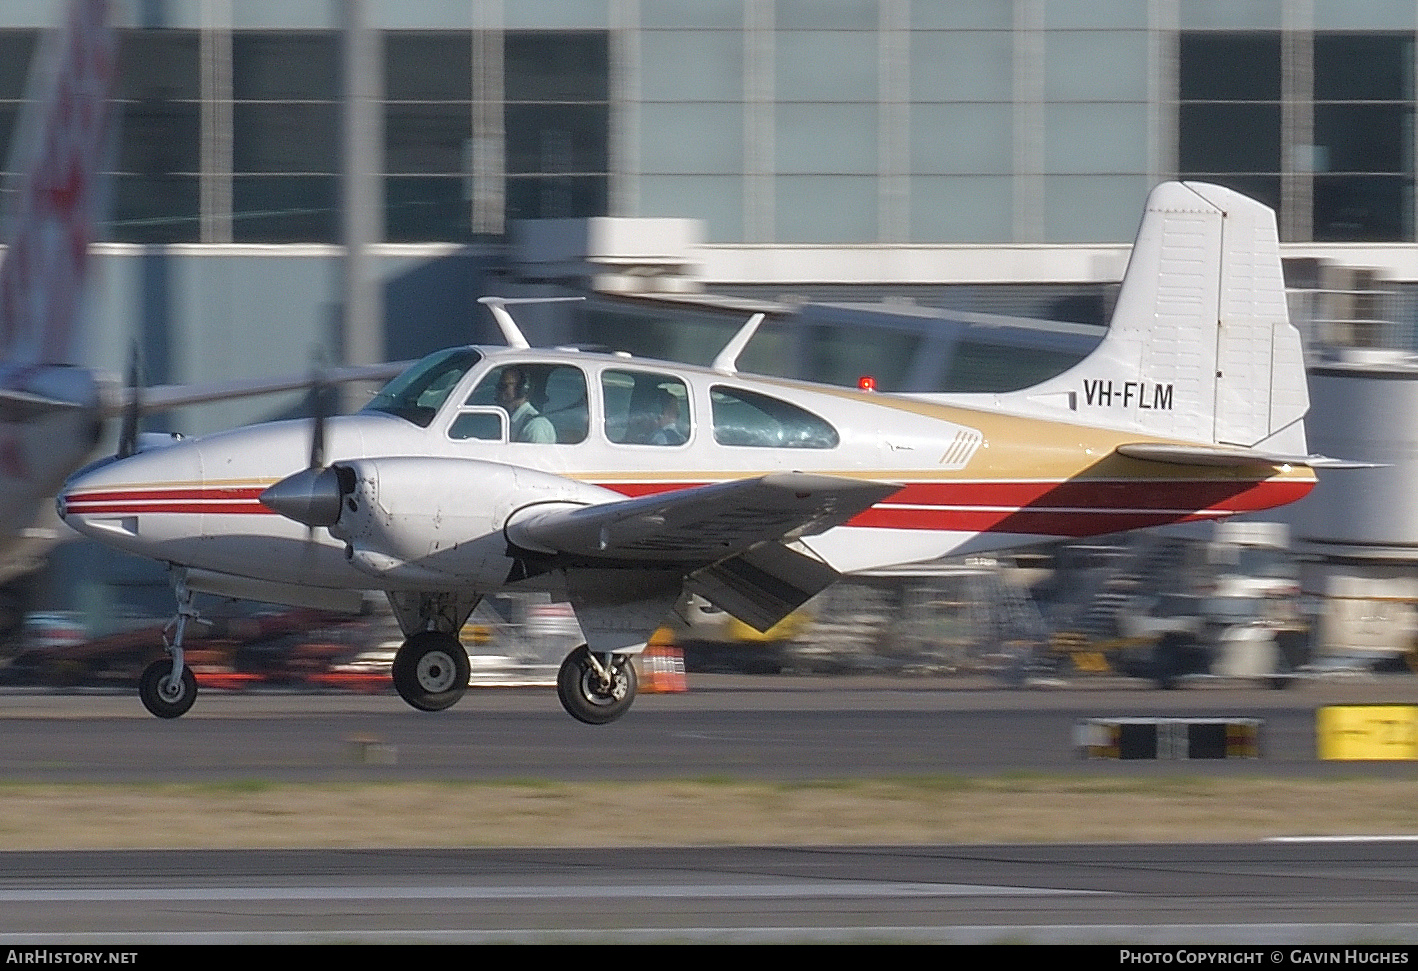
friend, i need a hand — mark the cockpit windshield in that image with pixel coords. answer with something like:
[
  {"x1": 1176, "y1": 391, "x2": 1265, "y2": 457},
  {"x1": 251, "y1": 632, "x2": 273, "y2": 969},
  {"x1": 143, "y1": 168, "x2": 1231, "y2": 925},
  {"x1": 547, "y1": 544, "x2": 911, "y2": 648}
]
[{"x1": 362, "y1": 348, "x2": 483, "y2": 428}]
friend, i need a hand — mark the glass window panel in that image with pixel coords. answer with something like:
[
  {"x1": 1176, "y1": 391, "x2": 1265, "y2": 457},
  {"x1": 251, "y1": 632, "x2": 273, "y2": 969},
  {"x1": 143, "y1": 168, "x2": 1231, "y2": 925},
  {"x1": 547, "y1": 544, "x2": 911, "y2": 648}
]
[
  {"x1": 642, "y1": 2, "x2": 742, "y2": 29},
  {"x1": 112, "y1": 174, "x2": 199, "y2": 243},
  {"x1": 912, "y1": 103, "x2": 1011, "y2": 174},
  {"x1": 504, "y1": 174, "x2": 608, "y2": 220},
  {"x1": 0, "y1": 104, "x2": 20, "y2": 173},
  {"x1": 777, "y1": 0, "x2": 877, "y2": 31},
  {"x1": 639, "y1": 30, "x2": 742, "y2": 102},
  {"x1": 466, "y1": 363, "x2": 588, "y2": 444},
  {"x1": 385, "y1": 103, "x2": 471, "y2": 174},
  {"x1": 120, "y1": 98, "x2": 200, "y2": 175},
  {"x1": 639, "y1": 103, "x2": 742, "y2": 175},
  {"x1": 385, "y1": 176, "x2": 471, "y2": 242},
  {"x1": 232, "y1": 175, "x2": 339, "y2": 242},
  {"x1": 500, "y1": 0, "x2": 611, "y2": 30},
  {"x1": 1178, "y1": 0, "x2": 1284, "y2": 30},
  {"x1": 909, "y1": 175, "x2": 1011, "y2": 243},
  {"x1": 911, "y1": 32, "x2": 1012, "y2": 103},
  {"x1": 1315, "y1": 34, "x2": 1413, "y2": 102},
  {"x1": 1046, "y1": 0, "x2": 1148, "y2": 29},
  {"x1": 776, "y1": 103, "x2": 876, "y2": 174},
  {"x1": 504, "y1": 103, "x2": 608, "y2": 173},
  {"x1": 1043, "y1": 175, "x2": 1152, "y2": 243},
  {"x1": 505, "y1": 32, "x2": 608, "y2": 102},
  {"x1": 776, "y1": 175, "x2": 876, "y2": 242},
  {"x1": 1045, "y1": 103, "x2": 1148, "y2": 174},
  {"x1": 636, "y1": 175, "x2": 742, "y2": 241},
  {"x1": 0, "y1": 31, "x2": 37, "y2": 101},
  {"x1": 384, "y1": 32, "x2": 471, "y2": 101},
  {"x1": 602, "y1": 370, "x2": 689, "y2": 446},
  {"x1": 1313, "y1": 0, "x2": 1417, "y2": 31},
  {"x1": 1314, "y1": 175, "x2": 1412, "y2": 241},
  {"x1": 234, "y1": 103, "x2": 340, "y2": 172},
  {"x1": 1179, "y1": 33, "x2": 1281, "y2": 101},
  {"x1": 911, "y1": 2, "x2": 1012, "y2": 30},
  {"x1": 118, "y1": 30, "x2": 200, "y2": 101},
  {"x1": 1179, "y1": 103, "x2": 1281, "y2": 172},
  {"x1": 710, "y1": 386, "x2": 838, "y2": 449},
  {"x1": 777, "y1": 31, "x2": 876, "y2": 102},
  {"x1": 232, "y1": 32, "x2": 339, "y2": 101},
  {"x1": 1315, "y1": 104, "x2": 1412, "y2": 173},
  {"x1": 1046, "y1": 32, "x2": 1149, "y2": 102}
]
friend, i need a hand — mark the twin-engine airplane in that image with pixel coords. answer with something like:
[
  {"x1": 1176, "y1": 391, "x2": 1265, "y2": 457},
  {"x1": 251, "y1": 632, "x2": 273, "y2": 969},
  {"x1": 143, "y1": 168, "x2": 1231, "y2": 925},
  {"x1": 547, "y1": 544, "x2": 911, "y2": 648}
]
[{"x1": 61, "y1": 181, "x2": 1335, "y2": 723}]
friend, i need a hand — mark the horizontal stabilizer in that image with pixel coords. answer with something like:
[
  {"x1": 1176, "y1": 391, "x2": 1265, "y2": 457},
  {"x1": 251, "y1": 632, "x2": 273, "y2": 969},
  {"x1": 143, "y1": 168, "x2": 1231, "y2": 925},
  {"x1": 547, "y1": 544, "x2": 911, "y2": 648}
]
[
  {"x1": 1116, "y1": 443, "x2": 1380, "y2": 469},
  {"x1": 506, "y1": 472, "x2": 899, "y2": 563},
  {"x1": 686, "y1": 542, "x2": 840, "y2": 633}
]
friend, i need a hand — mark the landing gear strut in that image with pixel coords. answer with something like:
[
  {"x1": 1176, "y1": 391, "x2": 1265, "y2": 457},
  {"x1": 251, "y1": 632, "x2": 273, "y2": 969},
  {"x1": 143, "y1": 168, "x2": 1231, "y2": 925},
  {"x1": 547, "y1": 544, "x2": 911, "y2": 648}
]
[
  {"x1": 557, "y1": 645, "x2": 637, "y2": 725},
  {"x1": 392, "y1": 630, "x2": 470, "y2": 712},
  {"x1": 139, "y1": 572, "x2": 203, "y2": 719}
]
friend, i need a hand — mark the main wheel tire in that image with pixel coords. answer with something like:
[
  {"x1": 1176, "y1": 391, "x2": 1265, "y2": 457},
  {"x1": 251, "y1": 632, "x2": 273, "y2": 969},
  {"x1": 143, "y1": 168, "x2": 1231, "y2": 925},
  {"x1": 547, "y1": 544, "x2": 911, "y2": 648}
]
[
  {"x1": 557, "y1": 645, "x2": 636, "y2": 725},
  {"x1": 138, "y1": 658, "x2": 198, "y2": 719},
  {"x1": 392, "y1": 631, "x2": 470, "y2": 712}
]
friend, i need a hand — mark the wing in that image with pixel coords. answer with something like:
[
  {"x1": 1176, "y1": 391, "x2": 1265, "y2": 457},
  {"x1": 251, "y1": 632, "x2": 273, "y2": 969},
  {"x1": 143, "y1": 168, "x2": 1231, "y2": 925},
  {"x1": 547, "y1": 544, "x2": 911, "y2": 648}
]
[
  {"x1": 507, "y1": 471, "x2": 898, "y2": 562},
  {"x1": 507, "y1": 472, "x2": 900, "y2": 632}
]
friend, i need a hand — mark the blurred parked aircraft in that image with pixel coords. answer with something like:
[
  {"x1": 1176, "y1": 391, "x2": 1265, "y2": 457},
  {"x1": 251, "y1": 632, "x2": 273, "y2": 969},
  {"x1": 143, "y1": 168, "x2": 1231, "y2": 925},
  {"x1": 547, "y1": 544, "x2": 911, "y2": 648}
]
[{"x1": 0, "y1": 1, "x2": 398, "y2": 637}]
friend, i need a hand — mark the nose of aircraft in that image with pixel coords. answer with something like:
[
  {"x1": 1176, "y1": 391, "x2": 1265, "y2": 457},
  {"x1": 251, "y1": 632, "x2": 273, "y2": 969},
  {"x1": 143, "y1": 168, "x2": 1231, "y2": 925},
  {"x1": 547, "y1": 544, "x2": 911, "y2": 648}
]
[{"x1": 57, "y1": 441, "x2": 205, "y2": 543}]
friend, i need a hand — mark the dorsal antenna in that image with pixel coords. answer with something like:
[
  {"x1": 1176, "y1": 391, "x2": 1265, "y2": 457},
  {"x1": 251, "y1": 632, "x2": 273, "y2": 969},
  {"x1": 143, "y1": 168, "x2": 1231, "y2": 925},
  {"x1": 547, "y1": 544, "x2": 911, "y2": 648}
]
[
  {"x1": 477, "y1": 296, "x2": 585, "y2": 349},
  {"x1": 711, "y1": 313, "x2": 765, "y2": 374}
]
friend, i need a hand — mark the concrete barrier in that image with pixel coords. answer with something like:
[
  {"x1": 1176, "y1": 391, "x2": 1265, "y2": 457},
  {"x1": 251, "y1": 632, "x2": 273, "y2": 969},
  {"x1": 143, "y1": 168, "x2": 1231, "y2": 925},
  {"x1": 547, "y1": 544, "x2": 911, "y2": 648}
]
[{"x1": 1075, "y1": 717, "x2": 1262, "y2": 759}]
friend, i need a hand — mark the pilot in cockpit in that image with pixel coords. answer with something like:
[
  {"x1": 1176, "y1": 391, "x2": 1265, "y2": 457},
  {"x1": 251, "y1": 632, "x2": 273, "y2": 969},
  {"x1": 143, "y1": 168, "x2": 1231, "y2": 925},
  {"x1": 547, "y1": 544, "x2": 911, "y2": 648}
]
[{"x1": 495, "y1": 366, "x2": 556, "y2": 443}]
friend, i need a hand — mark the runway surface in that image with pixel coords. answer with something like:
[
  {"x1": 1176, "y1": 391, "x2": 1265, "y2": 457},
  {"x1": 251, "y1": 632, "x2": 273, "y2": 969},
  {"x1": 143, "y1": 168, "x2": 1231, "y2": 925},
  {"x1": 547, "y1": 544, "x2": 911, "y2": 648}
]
[
  {"x1": 0, "y1": 674, "x2": 1415, "y2": 782},
  {"x1": 2, "y1": 842, "x2": 1417, "y2": 944},
  {"x1": 3, "y1": 674, "x2": 1417, "y2": 942}
]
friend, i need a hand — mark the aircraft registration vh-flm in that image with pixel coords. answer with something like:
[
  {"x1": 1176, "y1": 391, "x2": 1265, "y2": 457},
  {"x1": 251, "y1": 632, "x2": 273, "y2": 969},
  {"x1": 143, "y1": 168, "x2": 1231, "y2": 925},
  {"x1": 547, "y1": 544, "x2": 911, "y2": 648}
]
[{"x1": 60, "y1": 181, "x2": 1347, "y2": 723}]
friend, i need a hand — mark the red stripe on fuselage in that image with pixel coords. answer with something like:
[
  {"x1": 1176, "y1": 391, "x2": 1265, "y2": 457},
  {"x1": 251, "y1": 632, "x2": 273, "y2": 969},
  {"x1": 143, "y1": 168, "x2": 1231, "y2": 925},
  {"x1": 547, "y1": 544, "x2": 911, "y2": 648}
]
[{"x1": 63, "y1": 475, "x2": 1313, "y2": 535}]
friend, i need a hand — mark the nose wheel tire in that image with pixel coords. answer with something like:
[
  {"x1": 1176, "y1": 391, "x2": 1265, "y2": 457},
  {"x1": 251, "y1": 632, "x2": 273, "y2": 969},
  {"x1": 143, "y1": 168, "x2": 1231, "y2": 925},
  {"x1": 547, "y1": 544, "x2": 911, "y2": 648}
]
[
  {"x1": 392, "y1": 631, "x2": 470, "y2": 712},
  {"x1": 557, "y1": 645, "x2": 637, "y2": 725},
  {"x1": 138, "y1": 659, "x2": 198, "y2": 719}
]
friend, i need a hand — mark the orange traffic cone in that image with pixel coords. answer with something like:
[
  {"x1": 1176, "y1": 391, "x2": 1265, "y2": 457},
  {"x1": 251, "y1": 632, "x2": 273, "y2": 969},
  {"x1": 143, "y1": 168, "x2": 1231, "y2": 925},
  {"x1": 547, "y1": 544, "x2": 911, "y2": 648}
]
[{"x1": 638, "y1": 633, "x2": 688, "y2": 694}]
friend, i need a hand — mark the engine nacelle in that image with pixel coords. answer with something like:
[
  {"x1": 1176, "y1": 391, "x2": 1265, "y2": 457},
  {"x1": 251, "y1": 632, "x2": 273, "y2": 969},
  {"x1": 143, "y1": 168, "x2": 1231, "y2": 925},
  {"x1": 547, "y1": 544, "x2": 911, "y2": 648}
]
[{"x1": 325, "y1": 456, "x2": 618, "y2": 587}]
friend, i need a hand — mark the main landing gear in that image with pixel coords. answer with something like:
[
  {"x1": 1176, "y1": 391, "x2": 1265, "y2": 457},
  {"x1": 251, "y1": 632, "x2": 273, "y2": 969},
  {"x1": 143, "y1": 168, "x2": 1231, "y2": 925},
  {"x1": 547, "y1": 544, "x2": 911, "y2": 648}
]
[
  {"x1": 556, "y1": 645, "x2": 637, "y2": 725},
  {"x1": 391, "y1": 631, "x2": 470, "y2": 712}
]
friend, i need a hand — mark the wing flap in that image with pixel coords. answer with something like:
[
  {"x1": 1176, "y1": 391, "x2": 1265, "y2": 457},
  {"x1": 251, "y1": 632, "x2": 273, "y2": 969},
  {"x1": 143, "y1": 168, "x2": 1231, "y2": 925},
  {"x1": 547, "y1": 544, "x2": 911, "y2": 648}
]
[
  {"x1": 685, "y1": 542, "x2": 841, "y2": 633},
  {"x1": 1116, "y1": 443, "x2": 1378, "y2": 469},
  {"x1": 506, "y1": 472, "x2": 900, "y2": 563}
]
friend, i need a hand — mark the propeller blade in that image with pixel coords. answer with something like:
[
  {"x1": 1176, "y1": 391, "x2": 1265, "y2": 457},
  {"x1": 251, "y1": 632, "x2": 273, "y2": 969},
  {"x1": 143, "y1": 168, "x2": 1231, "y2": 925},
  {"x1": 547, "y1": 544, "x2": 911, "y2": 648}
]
[
  {"x1": 308, "y1": 354, "x2": 332, "y2": 471},
  {"x1": 117, "y1": 342, "x2": 143, "y2": 459}
]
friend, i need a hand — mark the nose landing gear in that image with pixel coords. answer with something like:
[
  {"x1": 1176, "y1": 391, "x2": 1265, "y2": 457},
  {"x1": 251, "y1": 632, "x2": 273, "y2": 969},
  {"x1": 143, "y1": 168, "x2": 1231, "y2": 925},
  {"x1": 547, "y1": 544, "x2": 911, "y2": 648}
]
[{"x1": 139, "y1": 571, "x2": 205, "y2": 719}]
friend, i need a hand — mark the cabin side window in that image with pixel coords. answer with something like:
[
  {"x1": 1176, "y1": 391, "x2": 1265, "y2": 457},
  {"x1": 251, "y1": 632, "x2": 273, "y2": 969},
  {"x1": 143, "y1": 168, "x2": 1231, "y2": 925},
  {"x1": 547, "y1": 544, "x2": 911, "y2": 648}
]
[
  {"x1": 458, "y1": 363, "x2": 588, "y2": 444},
  {"x1": 710, "y1": 386, "x2": 839, "y2": 449},
  {"x1": 602, "y1": 370, "x2": 690, "y2": 446}
]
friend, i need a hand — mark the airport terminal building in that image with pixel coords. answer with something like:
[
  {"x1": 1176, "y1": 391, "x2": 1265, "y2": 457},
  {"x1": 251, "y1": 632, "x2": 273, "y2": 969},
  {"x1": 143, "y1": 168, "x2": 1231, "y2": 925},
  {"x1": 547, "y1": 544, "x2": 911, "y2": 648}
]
[{"x1": 7, "y1": 0, "x2": 1418, "y2": 661}]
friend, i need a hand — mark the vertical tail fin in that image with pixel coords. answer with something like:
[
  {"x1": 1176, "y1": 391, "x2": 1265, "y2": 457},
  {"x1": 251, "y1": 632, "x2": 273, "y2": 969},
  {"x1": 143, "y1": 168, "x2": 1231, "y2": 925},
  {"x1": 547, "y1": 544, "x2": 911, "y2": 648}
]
[
  {"x1": 0, "y1": 0, "x2": 116, "y2": 365},
  {"x1": 1008, "y1": 181, "x2": 1310, "y2": 453}
]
